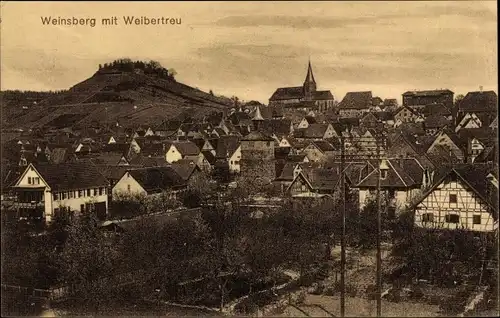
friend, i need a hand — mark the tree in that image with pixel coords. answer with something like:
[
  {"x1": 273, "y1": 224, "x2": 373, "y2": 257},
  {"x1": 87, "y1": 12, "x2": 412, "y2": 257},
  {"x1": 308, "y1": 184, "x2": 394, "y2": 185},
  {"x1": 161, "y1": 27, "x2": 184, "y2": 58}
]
[
  {"x1": 167, "y1": 68, "x2": 177, "y2": 78},
  {"x1": 200, "y1": 193, "x2": 251, "y2": 311},
  {"x1": 148, "y1": 60, "x2": 162, "y2": 70},
  {"x1": 60, "y1": 212, "x2": 121, "y2": 313},
  {"x1": 455, "y1": 94, "x2": 465, "y2": 106}
]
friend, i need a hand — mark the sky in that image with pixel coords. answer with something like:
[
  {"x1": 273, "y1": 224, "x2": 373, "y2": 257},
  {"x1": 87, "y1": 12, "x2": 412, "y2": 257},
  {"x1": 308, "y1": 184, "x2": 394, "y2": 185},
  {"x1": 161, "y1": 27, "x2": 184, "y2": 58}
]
[{"x1": 0, "y1": 1, "x2": 497, "y2": 104}]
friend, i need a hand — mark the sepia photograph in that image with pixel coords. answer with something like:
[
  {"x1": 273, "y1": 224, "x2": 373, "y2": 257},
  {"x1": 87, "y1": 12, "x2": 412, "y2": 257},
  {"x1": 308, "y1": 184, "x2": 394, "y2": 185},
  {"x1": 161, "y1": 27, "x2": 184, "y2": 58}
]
[{"x1": 0, "y1": 1, "x2": 498, "y2": 316}]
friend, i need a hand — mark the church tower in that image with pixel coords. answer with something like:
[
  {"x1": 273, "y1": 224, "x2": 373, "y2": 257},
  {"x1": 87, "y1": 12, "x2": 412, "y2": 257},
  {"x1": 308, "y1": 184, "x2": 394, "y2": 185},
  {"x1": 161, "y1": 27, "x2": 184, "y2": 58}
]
[{"x1": 303, "y1": 60, "x2": 317, "y2": 101}]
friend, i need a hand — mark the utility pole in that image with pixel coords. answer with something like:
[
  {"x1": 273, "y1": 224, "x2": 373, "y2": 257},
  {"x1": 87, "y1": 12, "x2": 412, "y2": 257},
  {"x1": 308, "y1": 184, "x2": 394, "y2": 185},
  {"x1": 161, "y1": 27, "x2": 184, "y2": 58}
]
[
  {"x1": 340, "y1": 135, "x2": 346, "y2": 317},
  {"x1": 375, "y1": 135, "x2": 383, "y2": 317}
]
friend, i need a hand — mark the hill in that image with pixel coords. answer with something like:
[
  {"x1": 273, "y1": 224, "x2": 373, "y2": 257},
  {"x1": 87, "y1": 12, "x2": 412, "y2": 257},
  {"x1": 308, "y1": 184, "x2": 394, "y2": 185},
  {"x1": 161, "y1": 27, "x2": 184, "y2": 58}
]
[{"x1": 1, "y1": 61, "x2": 233, "y2": 130}]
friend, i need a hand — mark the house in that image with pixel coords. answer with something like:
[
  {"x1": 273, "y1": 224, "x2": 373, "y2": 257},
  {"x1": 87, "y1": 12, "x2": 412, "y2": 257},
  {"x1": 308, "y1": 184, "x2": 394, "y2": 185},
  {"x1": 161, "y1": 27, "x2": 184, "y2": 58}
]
[
  {"x1": 273, "y1": 162, "x2": 302, "y2": 193},
  {"x1": 297, "y1": 116, "x2": 318, "y2": 129},
  {"x1": 457, "y1": 127, "x2": 496, "y2": 163},
  {"x1": 393, "y1": 106, "x2": 424, "y2": 124},
  {"x1": 338, "y1": 91, "x2": 373, "y2": 118},
  {"x1": 454, "y1": 112, "x2": 485, "y2": 132},
  {"x1": 293, "y1": 123, "x2": 338, "y2": 140},
  {"x1": 402, "y1": 89, "x2": 454, "y2": 111},
  {"x1": 171, "y1": 160, "x2": 202, "y2": 183},
  {"x1": 11, "y1": 163, "x2": 110, "y2": 223},
  {"x1": 413, "y1": 164, "x2": 498, "y2": 232},
  {"x1": 360, "y1": 112, "x2": 382, "y2": 129},
  {"x1": 354, "y1": 158, "x2": 426, "y2": 214},
  {"x1": 302, "y1": 140, "x2": 336, "y2": 162},
  {"x1": 215, "y1": 136, "x2": 242, "y2": 173},
  {"x1": 268, "y1": 61, "x2": 335, "y2": 112},
  {"x1": 458, "y1": 90, "x2": 497, "y2": 116},
  {"x1": 426, "y1": 129, "x2": 466, "y2": 163},
  {"x1": 112, "y1": 166, "x2": 187, "y2": 199},
  {"x1": 154, "y1": 120, "x2": 182, "y2": 138},
  {"x1": 287, "y1": 164, "x2": 341, "y2": 197},
  {"x1": 423, "y1": 114, "x2": 452, "y2": 136},
  {"x1": 165, "y1": 141, "x2": 201, "y2": 163},
  {"x1": 260, "y1": 118, "x2": 293, "y2": 138}
]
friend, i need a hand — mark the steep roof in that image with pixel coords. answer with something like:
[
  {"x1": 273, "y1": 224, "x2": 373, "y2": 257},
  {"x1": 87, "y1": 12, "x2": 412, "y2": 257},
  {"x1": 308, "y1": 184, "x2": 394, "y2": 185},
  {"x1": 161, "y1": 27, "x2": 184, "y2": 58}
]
[
  {"x1": 339, "y1": 91, "x2": 373, "y2": 110},
  {"x1": 426, "y1": 144, "x2": 463, "y2": 166},
  {"x1": 102, "y1": 142, "x2": 129, "y2": 154},
  {"x1": 422, "y1": 103, "x2": 451, "y2": 117},
  {"x1": 28, "y1": 163, "x2": 109, "y2": 191},
  {"x1": 269, "y1": 86, "x2": 304, "y2": 101},
  {"x1": 413, "y1": 164, "x2": 498, "y2": 218},
  {"x1": 155, "y1": 119, "x2": 182, "y2": 132},
  {"x1": 424, "y1": 114, "x2": 452, "y2": 129},
  {"x1": 129, "y1": 155, "x2": 168, "y2": 167},
  {"x1": 311, "y1": 140, "x2": 335, "y2": 152},
  {"x1": 297, "y1": 123, "x2": 331, "y2": 139},
  {"x1": 241, "y1": 131, "x2": 274, "y2": 141},
  {"x1": 314, "y1": 90, "x2": 334, "y2": 100},
  {"x1": 89, "y1": 153, "x2": 126, "y2": 166},
  {"x1": 459, "y1": 91, "x2": 498, "y2": 113},
  {"x1": 402, "y1": 89, "x2": 454, "y2": 96},
  {"x1": 126, "y1": 167, "x2": 186, "y2": 194},
  {"x1": 355, "y1": 158, "x2": 424, "y2": 188},
  {"x1": 140, "y1": 142, "x2": 165, "y2": 157},
  {"x1": 299, "y1": 165, "x2": 341, "y2": 191},
  {"x1": 170, "y1": 161, "x2": 198, "y2": 181},
  {"x1": 216, "y1": 135, "x2": 240, "y2": 158},
  {"x1": 171, "y1": 141, "x2": 200, "y2": 156},
  {"x1": 201, "y1": 150, "x2": 217, "y2": 165},
  {"x1": 261, "y1": 119, "x2": 292, "y2": 136}
]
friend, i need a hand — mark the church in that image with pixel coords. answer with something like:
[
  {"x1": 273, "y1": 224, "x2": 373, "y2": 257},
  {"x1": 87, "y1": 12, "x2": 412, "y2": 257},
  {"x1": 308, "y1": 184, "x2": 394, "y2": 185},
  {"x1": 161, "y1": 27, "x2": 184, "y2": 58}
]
[{"x1": 268, "y1": 61, "x2": 335, "y2": 112}]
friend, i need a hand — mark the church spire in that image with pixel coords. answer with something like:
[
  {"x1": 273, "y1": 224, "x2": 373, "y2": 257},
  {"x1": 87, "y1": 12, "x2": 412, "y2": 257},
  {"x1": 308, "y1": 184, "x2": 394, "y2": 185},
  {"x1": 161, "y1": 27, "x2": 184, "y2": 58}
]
[
  {"x1": 304, "y1": 59, "x2": 316, "y2": 84},
  {"x1": 303, "y1": 59, "x2": 317, "y2": 100}
]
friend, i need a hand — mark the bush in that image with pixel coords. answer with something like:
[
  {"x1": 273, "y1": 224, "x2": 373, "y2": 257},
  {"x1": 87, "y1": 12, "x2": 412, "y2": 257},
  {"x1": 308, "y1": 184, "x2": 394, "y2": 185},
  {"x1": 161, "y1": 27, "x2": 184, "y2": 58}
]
[{"x1": 385, "y1": 288, "x2": 402, "y2": 303}]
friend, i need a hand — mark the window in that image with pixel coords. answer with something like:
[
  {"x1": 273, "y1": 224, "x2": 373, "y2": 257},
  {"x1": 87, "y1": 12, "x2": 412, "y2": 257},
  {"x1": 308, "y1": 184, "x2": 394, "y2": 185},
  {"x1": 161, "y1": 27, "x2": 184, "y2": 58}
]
[
  {"x1": 388, "y1": 189, "x2": 396, "y2": 199},
  {"x1": 93, "y1": 188, "x2": 98, "y2": 196},
  {"x1": 62, "y1": 192, "x2": 67, "y2": 200},
  {"x1": 69, "y1": 192, "x2": 73, "y2": 199},
  {"x1": 380, "y1": 170, "x2": 388, "y2": 180},
  {"x1": 449, "y1": 194, "x2": 457, "y2": 203},
  {"x1": 80, "y1": 204, "x2": 84, "y2": 213},
  {"x1": 473, "y1": 215, "x2": 481, "y2": 225},
  {"x1": 99, "y1": 187, "x2": 104, "y2": 196},
  {"x1": 78, "y1": 190, "x2": 82, "y2": 198},
  {"x1": 34, "y1": 177, "x2": 40, "y2": 184},
  {"x1": 54, "y1": 193, "x2": 59, "y2": 200},
  {"x1": 28, "y1": 177, "x2": 32, "y2": 184},
  {"x1": 87, "y1": 189, "x2": 91, "y2": 197},
  {"x1": 445, "y1": 214, "x2": 460, "y2": 223},
  {"x1": 422, "y1": 213, "x2": 434, "y2": 222}
]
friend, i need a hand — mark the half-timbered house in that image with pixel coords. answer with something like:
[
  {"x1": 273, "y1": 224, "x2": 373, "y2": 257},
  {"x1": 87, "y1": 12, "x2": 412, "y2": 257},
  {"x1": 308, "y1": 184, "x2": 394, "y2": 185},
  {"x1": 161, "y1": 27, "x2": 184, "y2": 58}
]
[{"x1": 413, "y1": 164, "x2": 498, "y2": 232}]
